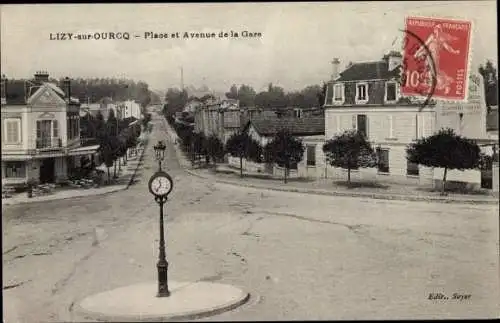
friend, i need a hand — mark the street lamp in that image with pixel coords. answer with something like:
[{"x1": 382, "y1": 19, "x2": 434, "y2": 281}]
[
  {"x1": 149, "y1": 140, "x2": 174, "y2": 298},
  {"x1": 154, "y1": 140, "x2": 166, "y2": 171}
]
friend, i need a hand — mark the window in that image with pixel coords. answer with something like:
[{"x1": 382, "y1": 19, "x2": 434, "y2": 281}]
[
  {"x1": 4, "y1": 161, "x2": 25, "y2": 178},
  {"x1": 4, "y1": 119, "x2": 21, "y2": 144},
  {"x1": 53, "y1": 120, "x2": 59, "y2": 138},
  {"x1": 356, "y1": 114, "x2": 368, "y2": 138},
  {"x1": 333, "y1": 84, "x2": 344, "y2": 102},
  {"x1": 407, "y1": 161, "x2": 419, "y2": 176},
  {"x1": 306, "y1": 145, "x2": 316, "y2": 166},
  {"x1": 385, "y1": 82, "x2": 397, "y2": 102},
  {"x1": 377, "y1": 148, "x2": 390, "y2": 173},
  {"x1": 36, "y1": 120, "x2": 52, "y2": 148},
  {"x1": 356, "y1": 83, "x2": 368, "y2": 103}
]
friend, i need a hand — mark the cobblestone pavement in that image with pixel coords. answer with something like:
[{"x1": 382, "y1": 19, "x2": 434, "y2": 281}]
[{"x1": 2, "y1": 112, "x2": 499, "y2": 322}]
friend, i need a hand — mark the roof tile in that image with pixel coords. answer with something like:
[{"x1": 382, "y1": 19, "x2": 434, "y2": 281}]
[
  {"x1": 337, "y1": 61, "x2": 400, "y2": 82},
  {"x1": 247, "y1": 116, "x2": 325, "y2": 136}
]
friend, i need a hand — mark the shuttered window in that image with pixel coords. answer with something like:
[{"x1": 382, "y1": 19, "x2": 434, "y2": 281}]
[{"x1": 5, "y1": 119, "x2": 21, "y2": 144}]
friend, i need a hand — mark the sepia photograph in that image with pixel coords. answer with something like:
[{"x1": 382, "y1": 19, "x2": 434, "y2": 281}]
[{"x1": 1, "y1": 1, "x2": 499, "y2": 321}]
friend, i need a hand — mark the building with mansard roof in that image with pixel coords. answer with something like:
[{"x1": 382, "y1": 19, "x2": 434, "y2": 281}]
[{"x1": 323, "y1": 52, "x2": 498, "y2": 191}]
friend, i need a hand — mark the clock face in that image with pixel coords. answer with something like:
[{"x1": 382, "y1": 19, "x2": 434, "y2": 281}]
[{"x1": 149, "y1": 172, "x2": 173, "y2": 197}]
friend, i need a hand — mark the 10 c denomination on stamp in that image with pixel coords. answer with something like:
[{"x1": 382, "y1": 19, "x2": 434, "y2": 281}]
[{"x1": 402, "y1": 16, "x2": 472, "y2": 101}]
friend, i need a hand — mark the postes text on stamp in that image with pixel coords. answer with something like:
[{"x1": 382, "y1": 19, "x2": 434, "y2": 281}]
[{"x1": 401, "y1": 16, "x2": 472, "y2": 101}]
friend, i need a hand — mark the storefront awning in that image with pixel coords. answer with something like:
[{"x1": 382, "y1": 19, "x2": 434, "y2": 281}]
[{"x1": 68, "y1": 145, "x2": 100, "y2": 156}]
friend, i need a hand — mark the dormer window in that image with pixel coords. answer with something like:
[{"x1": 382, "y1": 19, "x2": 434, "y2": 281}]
[
  {"x1": 385, "y1": 81, "x2": 398, "y2": 103},
  {"x1": 333, "y1": 83, "x2": 344, "y2": 104},
  {"x1": 355, "y1": 82, "x2": 369, "y2": 104}
]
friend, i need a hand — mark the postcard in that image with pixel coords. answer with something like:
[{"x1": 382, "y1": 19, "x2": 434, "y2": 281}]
[{"x1": 1, "y1": 2, "x2": 498, "y2": 322}]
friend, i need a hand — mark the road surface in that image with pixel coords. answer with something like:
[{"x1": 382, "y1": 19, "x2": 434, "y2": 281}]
[{"x1": 3, "y1": 112, "x2": 499, "y2": 321}]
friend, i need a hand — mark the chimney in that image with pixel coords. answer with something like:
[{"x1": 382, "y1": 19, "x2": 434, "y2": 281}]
[
  {"x1": 62, "y1": 77, "x2": 71, "y2": 102},
  {"x1": 1, "y1": 74, "x2": 6, "y2": 104},
  {"x1": 331, "y1": 58, "x2": 340, "y2": 81},
  {"x1": 34, "y1": 70, "x2": 50, "y2": 82},
  {"x1": 386, "y1": 51, "x2": 402, "y2": 71}
]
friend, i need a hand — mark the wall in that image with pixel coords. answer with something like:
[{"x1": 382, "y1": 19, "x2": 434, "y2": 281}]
[
  {"x1": 323, "y1": 143, "x2": 433, "y2": 186},
  {"x1": 325, "y1": 106, "x2": 436, "y2": 144},
  {"x1": 431, "y1": 144, "x2": 496, "y2": 190},
  {"x1": 227, "y1": 155, "x2": 267, "y2": 173},
  {"x1": 324, "y1": 106, "x2": 437, "y2": 185},
  {"x1": 297, "y1": 135, "x2": 327, "y2": 179}
]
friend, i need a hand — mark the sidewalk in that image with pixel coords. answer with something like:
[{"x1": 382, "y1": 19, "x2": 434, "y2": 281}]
[
  {"x1": 2, "y1": 142, "x2": 148, "y2": 207},
  {"x1": 188, "y1": 166, "x2": 498, "y2": 205}
]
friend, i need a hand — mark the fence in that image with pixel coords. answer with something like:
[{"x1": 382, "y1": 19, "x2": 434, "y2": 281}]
[{"x1": 227, "y1": 156, "x2": 268, "y2": 173}]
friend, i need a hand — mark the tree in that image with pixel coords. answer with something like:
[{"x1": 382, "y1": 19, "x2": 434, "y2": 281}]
[
  {"x1": 164, "y1": 88, "x2": 188, "y2": 118},
  {"x1": 318, "y1": 82, "x2": 327, "y2": 107},
  {"x1": 142, "y1": 112, "x2": 152, "y2": 130},
  {"x1": 264, "y1": 129, "x2": 305, "y2": 183},
  {"x1": 322, "y1": 130, "x2": 378, "y2": 185},
  {"x1": 406, "y1": 128, "x2": 481, "y2": 194},
  {"x1": 237, "y1": 84, "x2": 256, "y2": 107},
  {"x1": 204, "y1": 135, "x2": 225, "y2": 169},
  {"x1": 254, "y1": 83, "x2": 288, "y2": 110},
  {"x1": 105, "y1": 111, "x2": 120, "y2": 177},
  {"x1": 191, "y1": 132, "x2": 207, "y2": 165},
  {"x1": 478, "y1": 60, "x2": 498, "y2": 107},
  {"x1": 225, "y1": 132, "x2": 263, "y2": 177},
  {"x1": 99, "y1": 137, "x2": 116, "y2": 183},
  {"x1": 225, "y1": 84, "x2": 239, "y2": 100},
  {"x1": 95, "y1": 111, "x2": 106, "y2": 143}
]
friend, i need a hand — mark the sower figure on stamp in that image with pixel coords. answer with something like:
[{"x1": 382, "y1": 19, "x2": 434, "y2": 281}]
[{"x1": 414, "y1": 24, "x2": 461, "y2": 95}]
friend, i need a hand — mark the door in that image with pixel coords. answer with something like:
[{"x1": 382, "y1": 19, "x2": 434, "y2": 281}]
[
  {"x1": 480, "y1": 155, "x2": 493, "y2": 189},
  {"x1": 39, "y1": 158, "x2": 56, "y2": 183}
]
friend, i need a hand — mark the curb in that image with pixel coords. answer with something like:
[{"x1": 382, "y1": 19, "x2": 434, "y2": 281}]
[
  {"x1": 184, "y1": 169, "x2": 498, "y2": 206},
  {"x1": 72, "y1": 281, "x2": 250, "y2": 322}
]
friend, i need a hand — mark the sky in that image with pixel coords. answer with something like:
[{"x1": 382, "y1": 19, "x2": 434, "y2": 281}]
[{"x1": 1, "y1": 1, "x2": 497, "y2": 94}]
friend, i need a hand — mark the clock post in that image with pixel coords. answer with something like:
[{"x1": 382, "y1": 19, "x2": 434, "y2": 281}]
[{"x1": 150, "y1": 141, "x2": 174, "y2": 297}]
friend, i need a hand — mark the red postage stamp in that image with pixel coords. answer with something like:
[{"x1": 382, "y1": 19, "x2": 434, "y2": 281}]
[{"x1": 401, "y1": 16, "x2": 472, "y2": 101}]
